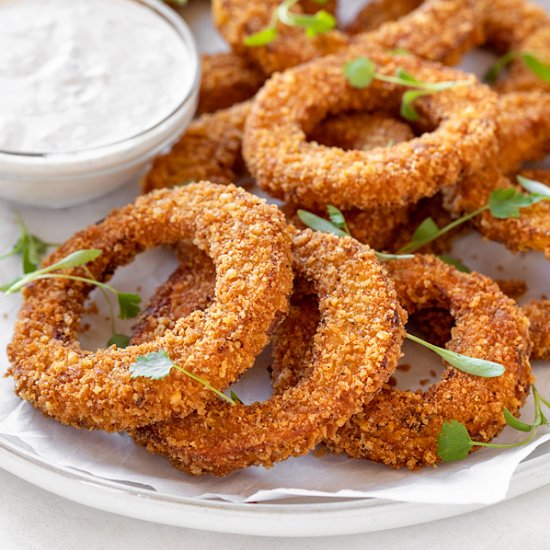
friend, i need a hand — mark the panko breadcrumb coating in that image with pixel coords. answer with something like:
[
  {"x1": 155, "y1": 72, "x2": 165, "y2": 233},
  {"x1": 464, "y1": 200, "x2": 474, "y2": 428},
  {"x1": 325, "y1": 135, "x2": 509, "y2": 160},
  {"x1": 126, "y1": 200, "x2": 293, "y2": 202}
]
[
  {"x1": 142, "y1": 101, "x2": 251, "y2": 193},
  {"x1": 308, "y1": 111, "x2": 414, "y2": 150},
  {"x1": 244, "y1": 50, "x2": 497, "y2": 211},
  {"x1": 198, "y1": 53, "x2": 265, "y2": 114},
  {"x1": 131, "y1": 230, "x2": 406, "y2": 476},
  {"x1": 7, "y1": 183, "x2": 293, "y2": 432},
  {"x1": 272, "y1": 256, "x2": 533, "y2": 469},
  {"x1": 213, "y1": 0, "x2": 485, "y2": 74},
  {"x1": 524, "y1": 300, "x2": 550, "y2": 360}
]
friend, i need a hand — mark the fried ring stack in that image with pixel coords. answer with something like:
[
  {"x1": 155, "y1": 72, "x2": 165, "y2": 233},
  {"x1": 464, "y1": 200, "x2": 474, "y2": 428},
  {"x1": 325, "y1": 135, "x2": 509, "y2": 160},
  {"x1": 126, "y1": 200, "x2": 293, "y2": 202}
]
[{"x1": 131, "y1": 230, "x2": 406, "y2": 475}]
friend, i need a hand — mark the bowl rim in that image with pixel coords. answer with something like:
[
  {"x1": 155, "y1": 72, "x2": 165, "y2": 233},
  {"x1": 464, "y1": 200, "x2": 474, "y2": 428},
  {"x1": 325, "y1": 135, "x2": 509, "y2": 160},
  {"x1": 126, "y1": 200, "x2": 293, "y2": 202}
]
[{"x1": 0, "y1": 0, "x2": 201, "y2": 160}]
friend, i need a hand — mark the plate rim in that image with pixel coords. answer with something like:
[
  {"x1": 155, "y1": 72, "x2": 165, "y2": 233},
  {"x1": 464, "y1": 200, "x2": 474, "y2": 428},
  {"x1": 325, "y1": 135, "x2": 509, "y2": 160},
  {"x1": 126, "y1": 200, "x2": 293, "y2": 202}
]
[{"x1": 1, "y1": 433, "x2": 550, "y2": 537}]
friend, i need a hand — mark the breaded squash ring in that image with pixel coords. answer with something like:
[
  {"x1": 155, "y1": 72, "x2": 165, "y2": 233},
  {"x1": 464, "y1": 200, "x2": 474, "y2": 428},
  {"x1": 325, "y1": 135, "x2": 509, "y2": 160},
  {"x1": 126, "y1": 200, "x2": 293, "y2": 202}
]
[
  {"x1": 7, "y1": 183, "x2": 293, "y2": 432},
  {"x1": 131, "y1": 230, "x2": 406, "y2": 476},
  {"x1": 524, "y1": 300, "x2": 550, "y2": 361},
  {"x1": 244, "y1": 51, "x2": 497, "y2": 211},
  {"x1": 446, "y1": 167, "x2": 550, "y2": 260},
  {"x1": 213, "y1": 0, "x2": 485, "y2": 74},
  {"x1": 198, "y1": 53, "x2": 265, "y2": 114},
  {"x1": 143, "y1": 101, "x2": 251, "y2": 193},
  {"x1": 272, "y1": 255, "x2": 533, "y2": 469}
]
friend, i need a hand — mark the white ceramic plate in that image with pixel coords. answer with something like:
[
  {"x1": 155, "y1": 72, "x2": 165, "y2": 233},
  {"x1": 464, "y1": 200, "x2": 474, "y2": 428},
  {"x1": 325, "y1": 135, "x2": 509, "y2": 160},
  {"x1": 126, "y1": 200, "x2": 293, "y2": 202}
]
[{"x1": 1, "y1": 435, "x2": 550, "y2": 537}]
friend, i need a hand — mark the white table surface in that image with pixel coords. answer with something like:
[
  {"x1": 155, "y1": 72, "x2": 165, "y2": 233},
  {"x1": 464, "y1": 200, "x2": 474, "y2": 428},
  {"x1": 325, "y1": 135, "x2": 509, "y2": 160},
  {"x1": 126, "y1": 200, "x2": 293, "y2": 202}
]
[{"x1": 2, "y1": 466, "x2": 550, "y2": 549}]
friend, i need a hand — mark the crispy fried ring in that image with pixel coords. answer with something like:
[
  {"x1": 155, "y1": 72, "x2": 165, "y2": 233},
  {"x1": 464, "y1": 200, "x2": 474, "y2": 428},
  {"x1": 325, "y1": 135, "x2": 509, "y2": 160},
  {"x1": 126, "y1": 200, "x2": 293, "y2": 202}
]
[
  {"x1": 131, "y1": 230, "x2": 406, "y2": 476},
  {"x1": 271, "y1": 255, "x2": 533, "y2": 469},
  {"x1": 198, "y1": 53, "x2": 265, "y2": 114},
  {"x1": 243, "y1": 51, "x2": 497, "y2": 211},
  {"x1": 7, "y1": 182, "x2": 293, "y2": 432},
  {"x1": 213, "y1": 0, "x2": 485, "y2": 74},
  {"x1": 524, "y1": 300, "x2": 550, "y2": 361}
]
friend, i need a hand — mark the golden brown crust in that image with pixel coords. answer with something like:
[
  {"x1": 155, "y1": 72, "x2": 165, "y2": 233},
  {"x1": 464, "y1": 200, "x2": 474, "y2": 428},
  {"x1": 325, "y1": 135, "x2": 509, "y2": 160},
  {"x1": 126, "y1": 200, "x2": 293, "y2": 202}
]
[
  {"x1": 524, "y1": 300, "x2": 550, "y2": 361},
  {"x1": 308, "y1": 111, "x2": 415, "y2": 150},
  {"x1": 446, "y1": 168, "x2": 550, "y2": 259},
  {"x1": 272, "y1": 256, "x2": 533, "y2": 469},
  {"x1": 131, "y1": 230, "x2": 406, "y2": 476},
  {"x1": 7, "y1": 183, "x2": 293, "y2": 432},
  {"x1": 244, "y1": 51, "x2": 497, "y2": 211},
  {"x1": 198, "y1": 53, "x2": 265, "y2": 114},
  {"x1": 213, "y1": 0, "x2": 485, "y2": 74},
  {"x1": 142, "y1": 101, "x2": 252, "y2": 193}
]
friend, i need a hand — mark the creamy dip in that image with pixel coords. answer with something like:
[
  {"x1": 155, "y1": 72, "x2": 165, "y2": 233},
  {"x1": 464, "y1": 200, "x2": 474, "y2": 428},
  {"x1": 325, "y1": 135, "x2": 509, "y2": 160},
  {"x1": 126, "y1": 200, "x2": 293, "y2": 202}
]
[{"x1": 0, "y1": 0, "x2": 194, "y2": 153}]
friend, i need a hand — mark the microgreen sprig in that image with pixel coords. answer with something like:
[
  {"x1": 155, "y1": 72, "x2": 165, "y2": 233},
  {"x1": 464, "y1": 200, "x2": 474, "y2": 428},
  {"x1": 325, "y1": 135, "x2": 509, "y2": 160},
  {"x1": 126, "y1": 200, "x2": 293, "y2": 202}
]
[
  {"x1": 398, "y1": 176, "x2": 550, "y2": 256},
  {"x1": 484, "y1": 51, "x2": 550, "y2": 85},
  {"x1": 438, "y1": 386, "x2": 550, "y2": 462},
  {"x1": 0, "y1": 213, "x2": 58, "y2": 274},
  {"x1": 343, "y1": 57, "x2": 471, "y2": 121},
  {"x1": 130, "y1": 350, "x2": 239, "y2": 405},
  {"x1": 244, "y1": 0, "x2": 335, "y2": 47},
  {"x1": 0, "y1": 249, "x2": 142, "y2": 330},
  {"x1": 296, "y1": 205, "x2": 507, "y2": 379},
  {"x1": 297, "y1": 206, "x2": 414, "y2": 261}
]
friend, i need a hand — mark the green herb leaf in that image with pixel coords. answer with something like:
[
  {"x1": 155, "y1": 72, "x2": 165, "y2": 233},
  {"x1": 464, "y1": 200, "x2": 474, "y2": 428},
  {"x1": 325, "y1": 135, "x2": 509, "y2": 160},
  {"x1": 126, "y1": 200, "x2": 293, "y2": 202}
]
[
  {"x1": 484, "y1": 51, "x2": 518, "y2": 84},
  {"x1": 107, "y1": 333, "x2": 131, "y2": 349},
  {"x1": 343, "y1": 57, "x2": 376, "y2": 89},
  {"x1": 326, "y1": 205, "x2": 350, "y2": 234},
  {"x1": 406, "y1": 333, "x2": 505, "y2": 378},
  {"x1": 517, "y1": 175, "x2": 550, "y2": 197},
  {"x1": 304, "y1": 10, "x2": 336, "y2": 37},
  {"x1": 244, "y1": 27, "x2": 278, "y2": 47},
  {"x1": 130, "y1": 350, "x2": 237, "y2": 405},
  {"x1": 297, "y1": 209, "x2": 349, "y2": 237},
  {"x1": 488, "y1": 188, "x2": 539, "y2": 218},
  {"x1": 118, "y1": 292, "x2": 141, "y2": 320},
  {"x1": 521, "y1": 52, "x2": 550, "y2": 83},
  {"x1": 0, "y1": 249, "x2": 102, "y2": 294},
  {"x1": 438, "y1": 255, "x2": 471, "y2": 273},
  {"x1": 130, "y1": 350, "x2": 174, "y2": 380},
  {"x1": 46, "y1": 249, "x2": 102, "y2": 272},
  {"x1": 438, "y1": 420, "x2": 473, "y2": 462},
  {"x1": 503, "y1": 407, "x2": 534, "y2": 432},
  {"x1": 410, "y1": 217, "x2": 439, "y2": 245},
  {"x1": 387, "y1": 47, "x2": 411, "y2": 56},
  {"x1": 396, "y1": 68, "x2": 420, "y2": 84},
  {"x1": 400, "y1": 89, "x2": 431, "y2": 121},
  {"x1": 230, "y1": 390, "x2": 243, "y2": 404}
]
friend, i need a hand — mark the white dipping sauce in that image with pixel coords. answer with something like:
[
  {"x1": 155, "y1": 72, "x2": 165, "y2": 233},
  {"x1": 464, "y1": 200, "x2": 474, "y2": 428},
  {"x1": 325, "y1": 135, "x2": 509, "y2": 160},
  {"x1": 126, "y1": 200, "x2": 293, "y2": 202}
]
[{"x1": 0, "y1": 0, "x2": 193, "y2": 153}]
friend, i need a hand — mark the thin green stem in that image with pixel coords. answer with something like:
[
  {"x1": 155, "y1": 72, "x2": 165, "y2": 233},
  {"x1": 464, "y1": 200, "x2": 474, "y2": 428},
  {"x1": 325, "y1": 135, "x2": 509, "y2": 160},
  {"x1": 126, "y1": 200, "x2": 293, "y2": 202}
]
[
  {"x1": 173, "y1": 365, "x2": 235, "y2": 405},
  {"x1": 374, "y1": 73, "x2": 470, "y2": 92},
  {"x1": 31, "y1": 274, "x2": 120, "y2": 297},
  {"x1": 398, "y1": 205, "x2": 488, "y2": 254}
]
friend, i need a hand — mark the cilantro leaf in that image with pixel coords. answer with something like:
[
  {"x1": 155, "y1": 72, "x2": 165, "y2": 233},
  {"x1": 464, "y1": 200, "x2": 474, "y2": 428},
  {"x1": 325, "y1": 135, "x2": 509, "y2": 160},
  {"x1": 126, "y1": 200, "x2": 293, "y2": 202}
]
[
  {"x1": 130, "y1": 351, "x2": 174, "y2": 380},
  {"x1": 244, "y1": 27, "x2": 278, "y2": 47},
  {"x1": 297, "y1": 209, "x2": 349, "y2": 237},
  {"x1": 343, "y1": 57, "x2": 376, "y2": 89},
  {"x1": 503, "y1": 407, "x2": 534, "y2": 433},
  {"x1": 438, "y1": 255, "x2": 471, "y2": 273},
  {"x1": 521, "y1": 52, "x2": 550, "y2": 83},
  {"x1": 410, "y1": 217, "x2": 439, "y2": 245},
  {"x1": 118, "y1": 292, "x2": 142, "y2": 320},
  {"x1": 488, "y1": 188, "x2": 538, "y2": 218},
  {"x1": 438, "y1": 420, "x2": 473, "y2": 462},
  {"x1": 517, "y1": 175, "x2": 550, "y2": 197},
  {"x1": 326, "y1": 205, "x2": 350, "y2": 234},
  {"x1": 406, "y1": 333, "x2": 505, "y2": 378},
  {"x1": 107, "y1": 333, "x2": 131, "y2": 349}
]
